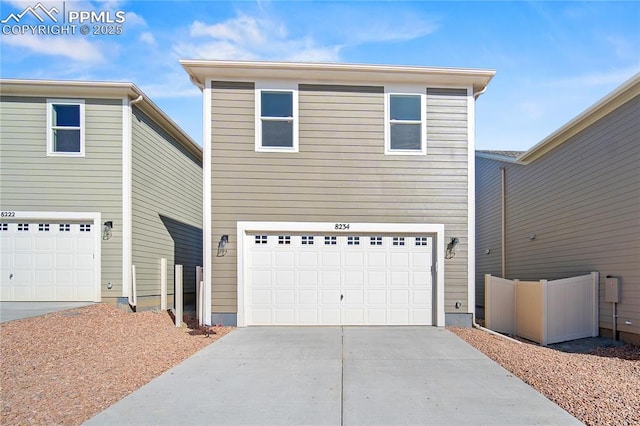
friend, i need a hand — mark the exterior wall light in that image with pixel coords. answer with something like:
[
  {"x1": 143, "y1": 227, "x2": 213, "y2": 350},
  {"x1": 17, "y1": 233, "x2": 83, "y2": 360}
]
[
  {"x1": 445, "y1": 237, "x2": 459, "y2": 259},
  {"x1": 102, "y1": 221, "x2": 113, "y2": 240},
  {"x1": 217, "y1": 234, "x2": 229, "y2": 257}
]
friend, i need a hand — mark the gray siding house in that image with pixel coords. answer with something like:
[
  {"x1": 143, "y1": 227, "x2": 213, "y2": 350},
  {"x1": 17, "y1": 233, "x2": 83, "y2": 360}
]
[
  {"x1": 182, "y1": 60, "x2": 495, "y2": 327},
  {"x1": 476, "y1": 73, "x2": 640, "y2": 344},
  {"x1": 0, "y1": 79, "x2": 203, "y2": 310}
]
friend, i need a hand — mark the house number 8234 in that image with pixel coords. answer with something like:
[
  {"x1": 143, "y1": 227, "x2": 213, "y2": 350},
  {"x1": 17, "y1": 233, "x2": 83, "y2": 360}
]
[{"x1": 335, "y1": 223, "x2": 350, "y2": 230}]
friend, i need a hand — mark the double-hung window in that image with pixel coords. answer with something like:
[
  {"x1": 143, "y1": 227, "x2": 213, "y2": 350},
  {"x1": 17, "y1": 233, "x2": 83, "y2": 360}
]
[
  {"x1": 385, "y1": 88, "x2": 426, "y2": 155},
  {"x1": 47, "y1": 99, "x2": 85, "y2": 156},
  {"x1": 256, "y1": 83, "x2": 298, "y2": 152}
]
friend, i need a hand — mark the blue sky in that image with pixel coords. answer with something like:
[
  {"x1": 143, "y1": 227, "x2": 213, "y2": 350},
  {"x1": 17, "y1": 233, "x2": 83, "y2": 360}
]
[{"x1": 1, "y1": 0, "x2": 638, "y2": 151}]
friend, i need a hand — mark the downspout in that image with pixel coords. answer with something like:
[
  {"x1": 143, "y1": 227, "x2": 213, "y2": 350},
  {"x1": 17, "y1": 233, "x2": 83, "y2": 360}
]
[
  {"x1": 472, "y1": 317, "x2": 522, "y2": 344},
  {"x1": 473, "y1": 86, "x2": 488, "y2": 100},
  {"x1": 501, "y1": 167, "x2": 506, "y2": 278},
  {"x1": 126, "y1": 94, "x2": 143, "y2": 308}
]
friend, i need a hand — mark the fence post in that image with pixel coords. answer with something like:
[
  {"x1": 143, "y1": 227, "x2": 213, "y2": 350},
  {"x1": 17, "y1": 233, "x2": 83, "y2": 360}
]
[
  {"x1": 591, "y1": 272, "x2": 599, "y2": 337},
  {"x1": 175, "y1": 265, "x2": 183, "y2": 327},
  {"x1": 129, "y1": 265, "x2": 137, "y2": 307},
  {"x1": 160, "y1": 258, "x2": 167, "y2": 311},
  {"x1": 196, "y1": 266, "x2": 203, "y2": 326},
  {"x1": 541, "y1": 279, "x2": 548, "y2": 345},
  {"x1": 485, "y1": 274, "x2": 491, "y2": 329},
  {"x1": 513, "y1": 279, "x2": 519, "y2": 336}
]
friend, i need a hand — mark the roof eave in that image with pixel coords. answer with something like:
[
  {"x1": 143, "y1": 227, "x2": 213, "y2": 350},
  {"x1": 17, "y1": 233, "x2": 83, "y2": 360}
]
[
  {"x1": 517, "y1": 72, "x2": 640, "y2": 164},
  {"x1": 180, "y1": 59, "x2": 496, "y2": 94},
  {"x1": 0, "y1": 78, "x2": 202, "y2": 161}
]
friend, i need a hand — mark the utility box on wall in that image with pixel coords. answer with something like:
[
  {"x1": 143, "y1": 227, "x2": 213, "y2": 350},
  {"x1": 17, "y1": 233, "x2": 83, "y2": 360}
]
[{"x1": 605, "y1": 277, "x2": 620, "y2": 303}]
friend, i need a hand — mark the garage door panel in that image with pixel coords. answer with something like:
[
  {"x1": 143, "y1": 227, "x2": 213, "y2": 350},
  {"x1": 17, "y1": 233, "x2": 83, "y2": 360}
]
[
  {"x1": 275, "y1": 251, "x2": 295, "y2": 267},
  {"x1": 390, "y1": 252, "x2": 410, "y2": 267},
  {"x1": 245, "y1": 232, "x2": 433, "y2": 326},
  {"x1": 251, "y1": 251, "x2": 272, "y2": 267},
  {"x1": 368, "y1": 271, "x2": 387, "y2": 287},
  {"x1": 367, "y1": 252, "x2": 386, "y2": 266},
  {"x1": 251, "y1": 271, "x2": 271, "y2": 286},
  {"x1": 321, "y1": 270, "x2": 341, "y2": 286},
  {"x1": 390, "y1": 289, "x2": 409, "y2": 305},
  {"x1": 321, "y1": 251, "x2": 340, "y2": 267},
  {"x1": 344, "y1": 270, "x2": 364, "y2": 285},
  {"x1": 298, "y1": 289, "x2": 318, "y2": 305},
  {"x1": 298, "y1": 270, "x2": 318, "y2": 286},
  {"x1": 390, "y1": 271, "x2": 409, "y2": 286},
  {"x1": 389, "y1": 309, "x2": 410, "y2": 324},
  {"x1": 299, "y1": 252, "x2": 319, "y2": 267},
  {"x1": 275, "y1": 289, "x2": 295, "y2": 304},
  {"x1": 252, "y1": 288, "x2": 271, "y2": 303},
  {"x1": 298, "y1": 309, "x2": 318, "y2": 324},
  {"x1": 367, "y1": 290, "x2": 387, "y2": 305},
  {"x1": 275, "y1": 309, "x2": 295, "y2": 324}
]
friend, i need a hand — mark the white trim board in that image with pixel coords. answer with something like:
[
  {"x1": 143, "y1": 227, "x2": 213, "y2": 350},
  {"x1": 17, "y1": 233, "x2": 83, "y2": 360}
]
[
  {"x1": 236, "y1": 221, "x2": 446, "y2": 327},
  {"x1": 2, "y1": 211, "x2": 102, "y2": 302},
  {"x1": 203, "y1": 79, "x2": 213, "y2": 325}
]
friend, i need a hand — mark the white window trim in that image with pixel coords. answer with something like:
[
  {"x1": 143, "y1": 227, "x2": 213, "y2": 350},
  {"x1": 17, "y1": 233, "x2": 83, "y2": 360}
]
[
  {"x1": 255, "y1": 81, "x2": 299, "y2": 153},
  {"x1": 384, "y1": 86, "x2": 426, "y2": 156},
  {"x1": 46, "y1": 99, "x2": 85, "y2": 157}
]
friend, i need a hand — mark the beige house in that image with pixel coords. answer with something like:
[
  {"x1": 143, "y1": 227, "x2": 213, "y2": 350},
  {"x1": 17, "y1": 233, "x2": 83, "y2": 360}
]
[
  {"x1": 182, "y1": 60, "x2": 495, "y2": 327},
  {"x1": 0, "y1": 79, "x2": 202, "y2": 310},
  {"x1": 476, "y1": 73, "x2": 640, "y2": 344}
]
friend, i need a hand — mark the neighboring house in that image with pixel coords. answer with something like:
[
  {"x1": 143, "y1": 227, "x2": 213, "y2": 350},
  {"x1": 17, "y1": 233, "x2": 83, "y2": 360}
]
[
  {"x1": 476, "y1": 73, "x2": 640, "y2": 345},
  {"x1": 0, "y1": 79, "x2": 203, "y2": 310},
  {"x1": 181, "y1": 60, "x2": 495, "y2": 327}
]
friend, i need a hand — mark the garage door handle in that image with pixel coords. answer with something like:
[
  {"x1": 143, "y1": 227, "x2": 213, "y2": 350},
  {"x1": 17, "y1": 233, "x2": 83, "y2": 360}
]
[{"x1": 340, "y1": 294, "x2": 344, "y2": 301}]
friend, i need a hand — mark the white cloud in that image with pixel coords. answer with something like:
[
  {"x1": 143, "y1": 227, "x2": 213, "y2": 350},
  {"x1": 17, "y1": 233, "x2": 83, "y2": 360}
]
[
  {"x1": 543, "y1": 67, "x2": 639, "y2": 88},
  {"x1": 175, "y1": 13, "x2": 342, "y2": 61},
  {"x1": 2, "y1": 34, "x2": 105, "y2": 63},
  {"x1": 139, "y1": 31, "x2": 156, "y2": 46}
]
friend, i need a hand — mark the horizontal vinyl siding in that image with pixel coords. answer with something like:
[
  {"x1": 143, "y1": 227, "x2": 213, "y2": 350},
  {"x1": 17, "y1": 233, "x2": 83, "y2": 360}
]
[
  {"x1": 475, "y1": 157, "x2": 506, "y2": 307},
  {"x1": 0, "y1": 96, "x2": 123, "y2": 299},
  {"x1": 475, "y1": 94, "x2": 640, "y2": 337},
  {"x1": 210, "y1": 82, "x2": 470, "y2": 314},
  {"x1": 131, "y1": 107, "x2": 202, "y2": 302}
]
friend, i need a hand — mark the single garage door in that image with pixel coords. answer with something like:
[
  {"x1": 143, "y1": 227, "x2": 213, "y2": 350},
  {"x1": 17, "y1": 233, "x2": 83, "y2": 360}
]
[
  {"x1": 246, "y1": 233, "x2": 433, "y2": 325},
  {"x1": 0, "y1": 220, "x2": 97, "y2": 301}
]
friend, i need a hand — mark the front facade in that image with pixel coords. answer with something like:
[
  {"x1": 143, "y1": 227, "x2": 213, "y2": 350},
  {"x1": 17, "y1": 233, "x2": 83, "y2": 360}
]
[
  {"x1": 0, "y1": 79, "x2": 203, "y2": 310},
  {"x1": 476, "y1": 73, "x2": 640, "y2": 344},
  {"x1": 183, "y1": 60, "x2": 495, "y2": 327}
]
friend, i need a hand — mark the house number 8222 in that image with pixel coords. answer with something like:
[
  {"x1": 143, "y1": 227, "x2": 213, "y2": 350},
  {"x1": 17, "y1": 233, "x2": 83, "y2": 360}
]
[{"x1": 335, "y1": 223, "x2": 350, "y2": 230}]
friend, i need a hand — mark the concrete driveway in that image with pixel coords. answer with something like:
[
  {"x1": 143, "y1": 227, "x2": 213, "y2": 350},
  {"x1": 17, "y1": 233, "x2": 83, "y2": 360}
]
[
  {"x1": 0, "y1": 302, "x2": 94, "y2": 323},
  {"x1": 85, "y1": 327, "x2": 580, "y2": 425}
]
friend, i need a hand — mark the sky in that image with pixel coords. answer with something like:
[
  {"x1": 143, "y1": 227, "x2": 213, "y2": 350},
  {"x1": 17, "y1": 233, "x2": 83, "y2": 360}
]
[{"x1": 1, "y1": 0, "x2": 638, "y2": 151}]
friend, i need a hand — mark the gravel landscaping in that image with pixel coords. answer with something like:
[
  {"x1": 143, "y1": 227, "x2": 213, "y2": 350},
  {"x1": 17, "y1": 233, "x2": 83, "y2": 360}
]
[
  {"x1": 450, "y1": 327, "x2": 640, "y2": 426},
  {"x1": 1, "y1": 304, "x2": 638, "y2": 426},
  {"x1": 0, "y1": 303, "x2": 232, "y2": 426}
]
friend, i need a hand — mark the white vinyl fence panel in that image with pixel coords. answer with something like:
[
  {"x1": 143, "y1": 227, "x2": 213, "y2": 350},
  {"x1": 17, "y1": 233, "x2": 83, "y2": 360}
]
[
  {"x1": 485, "y1": 275, "x2": 516, "y2": 335},
  {"x1": 485, "y1": 272, "x2": 599, "y2": 345}
]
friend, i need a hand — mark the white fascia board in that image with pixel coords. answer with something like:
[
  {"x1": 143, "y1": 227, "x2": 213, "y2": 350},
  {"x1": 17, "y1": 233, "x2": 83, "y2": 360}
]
[
  {"x1": 7, "y1": 211, "x2": 102, "y2": 302},
  {"x1": 203, "y1": 79, "x2": 213, "y2": 325},
  {"x1": 475, "y1": 151, "x2": 521, "y2": 163},
  {"x1": 236, "y1": 221, "x2": 446, "y2": 327},
  {"x1": 180, "y1": 60, "x2": 495, "y2": 93}
]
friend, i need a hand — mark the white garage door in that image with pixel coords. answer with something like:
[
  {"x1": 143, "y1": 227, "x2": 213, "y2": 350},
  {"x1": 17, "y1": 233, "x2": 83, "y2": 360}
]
[
  {"x1": 0, "y1": 221, "x2": 97, "y2": 301},
  {"x1": 246, "y1": 233, "x2": 433, "y2": 325}
]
